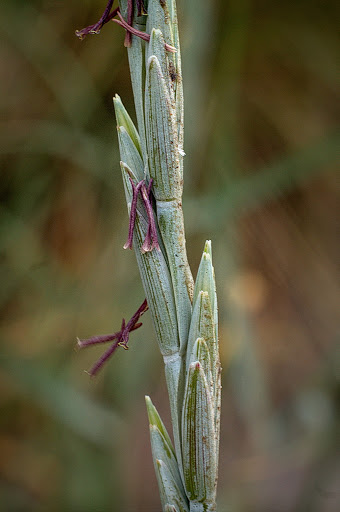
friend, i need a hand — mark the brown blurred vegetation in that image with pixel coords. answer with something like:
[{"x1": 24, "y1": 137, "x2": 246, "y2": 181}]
[{"x1": 0, "y1": 0, "x2": 339, "y2": 511}]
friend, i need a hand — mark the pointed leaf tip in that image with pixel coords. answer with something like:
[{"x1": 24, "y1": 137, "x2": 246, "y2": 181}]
[
  {"x1": 114, "y1": 94, "x2": 141, "y2": 156},
  {"x1": 204, "y1": 239, "x2": 212, "y2": 255}
]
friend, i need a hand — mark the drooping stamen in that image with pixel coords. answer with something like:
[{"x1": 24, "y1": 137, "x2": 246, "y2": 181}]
[
  {"x1": 123, "y1": 178, "x2": 160, "y2": 253},
  {"x1": 140, "y1": 181, "x2": 160, "y2": 253},
  {"x1": 146, "y1": 178, "x2": 153, "y2": 196},
  {"x1": 75, "y1": 1, "x2": 119, "y2": 40},
  {"x1": 124, "y1": 0, "x2": 134, "y2": 47},
  {"x1": 124, "y1": 0, "x2": 147, "y2": 46},
  {"x1": 75, "y1": 2, "x2": 176, "y2": 53},
  {"x1": 86, "y1": 336, "x2": 123, "y2": 377},
  {"x1": 113, "y1": 12, "x2": 177, "y2": 53},
  {"x1": 124, "y1": 179, "x2": 144, "y2": 250},
  {"x1": 77, "y1": 331, "x2": 120, "y2": 348},
  {"x1": 136, "y1": 0, "x2": 146, "y2": 16},
  {"x1": 79, "y1": 299, "x2": 148, "y2": 376}
]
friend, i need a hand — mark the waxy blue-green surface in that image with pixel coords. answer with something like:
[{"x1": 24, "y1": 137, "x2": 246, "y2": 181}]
[{"x1": 115, "y1": 2, "x2": 220, "y2": 511}]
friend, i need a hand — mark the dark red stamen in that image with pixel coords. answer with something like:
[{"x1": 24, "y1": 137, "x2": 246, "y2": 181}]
[
  {"x1": 124, "y1": 179, "x2": 144, "y2": 250},
  {"x1": 136, "y1": 0, "x2": 146, "y2": 16},
  {"x1": 79, "y1": 299, "x2": 148, "y2": 376},
  {"x1": 124, "y1": 0, "x2": 134, "y2": 47},
  {"x1": 75, "y1": 1, "x2": 119, "y2": 40},
  {"x1": 140, "y1": 182, "x2": 160, "y2": 253},
  {"x1": 77, "y1": 331, "x2": 121, "y2": 348},
  {"x1": 147, "y1": 178, "x2": 153, "y2": 196},
  {"x1": 123, "y1": 178, "x2": 160, "y2": 253},
  {"x1": 76, "y1": 1, "x2": 176, "y2": 53},
  {"x1": 113, "y1": 12, "x2": 177, "y2": 52}
]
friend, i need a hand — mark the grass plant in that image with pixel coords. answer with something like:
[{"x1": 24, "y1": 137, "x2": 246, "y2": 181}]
[
  {"x1": 1, "y1": 0, "x2": 338, "y2": 510},
  {"x1": 76, "y1": 1, "x2": 221, "y2": 510}
]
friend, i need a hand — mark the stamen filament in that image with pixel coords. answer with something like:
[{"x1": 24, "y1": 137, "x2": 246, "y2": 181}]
[
  {"x1": 124, "y1": 179, "x2": 144, "y2": 250},
  {"x1": 113, "y1": 12, "x2": 177, "y2": 53},
  {"x1": 87, "y1": 339, "x2": 121, "y2": 376},
  {"x1": 124, "y1": 178, "x2": 160, "y2": 253},
  {"x1": 75, "y1": 2, "x2": 176, "y2": 53},
  {"x1": 140, "y1": 183, "x2": 160, "y2": 253},
  {"x1": 124, "y1": 0, "x2": 134, "y2": 47},
  {"x1": 77, "y1": 332, "x2": 120, "y2": 348}
]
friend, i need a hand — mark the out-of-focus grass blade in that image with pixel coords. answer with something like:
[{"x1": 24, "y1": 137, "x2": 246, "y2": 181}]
[
  {"x1": 0, "y1": 3, "x2": 104, "y2": 127},
  {"x1": 0, "y1": 120, "x2": 114, "y2": 181},
  {"x1": 0, "y1": 355, "x2": 124, "y2": 447},
  {"x1": 186, "y1": 131, "x2": 340, "y2": 232}
]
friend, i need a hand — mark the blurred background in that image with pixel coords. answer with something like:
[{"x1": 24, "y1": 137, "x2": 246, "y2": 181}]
[{"x1": 0, "y1": 0, "x2": 339, "y2": 510}]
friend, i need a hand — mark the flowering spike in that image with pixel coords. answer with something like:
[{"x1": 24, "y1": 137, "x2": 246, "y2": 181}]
[{"x1": 76, "y1": 0, "x2": 221, "y2": 507}]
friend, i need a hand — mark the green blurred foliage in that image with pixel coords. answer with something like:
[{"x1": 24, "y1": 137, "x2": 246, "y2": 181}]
[{"x1": 0, "y1": 0, "x2": 339, "y2": 511}]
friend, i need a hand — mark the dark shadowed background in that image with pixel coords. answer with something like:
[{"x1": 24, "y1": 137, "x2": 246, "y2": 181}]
[{"x1": 0, "y1": 0, "x2": 339, "y2": 511}]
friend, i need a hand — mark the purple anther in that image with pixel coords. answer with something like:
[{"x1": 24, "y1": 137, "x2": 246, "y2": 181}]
[
  {"x1": 140, "y1": 183, "x2": 160, "y2": 253},
  {"x1": 86, "y1": 339, "x2": 122, "y2": 377},
  {"x1": 123, "y1": 178, "x2": 160, "y2": 253},
  {"x1": 113, "y1": 12, "x2": 177, "y2": 53},
  {"x1": 147, "y1": 178, "x2": 153, "y2": 196},
  {"x1": 125, "y1": 298, "x2": 148, "y2": 331},
  {"x1": 75, "y1": 1, "x2": 176, "y2": 53},
  {"x1": 124, "y1": 179, "x2": 144, "y2": 250},
  {"x1": 124, "y1": 0, "x2": 134, "y2": 47},
  {"x1": 124, "y1": 0, "x2": 146, "y2": 45},
  {"x1": 77, "y1": 331, "x2": 120, "y2": 348},
  {"x1": 136, "y1": 0, "x2": 146, "y2": 16},
  {"x1": 75, "y1": 1, "x2": 119, "y2": 40},
  {"x1": 79, "y1": 299, "x2": 148, "y2": 377}
]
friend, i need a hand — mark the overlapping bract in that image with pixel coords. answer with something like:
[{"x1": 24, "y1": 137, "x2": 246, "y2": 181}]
[{"x1": 182, "y1": 242, "x2": 221, "y2": 509}]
